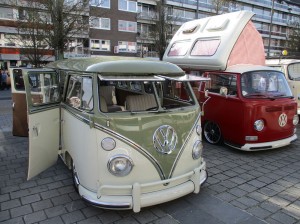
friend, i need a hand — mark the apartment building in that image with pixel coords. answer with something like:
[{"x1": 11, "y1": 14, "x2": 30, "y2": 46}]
[{"x1": 0, "y1": 0, "x2": 299, "y2": 69}]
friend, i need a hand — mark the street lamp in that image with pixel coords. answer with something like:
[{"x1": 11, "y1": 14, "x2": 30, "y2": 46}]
[{"x1": 267, "y1": 0, "x2": 275, "y2": 58}]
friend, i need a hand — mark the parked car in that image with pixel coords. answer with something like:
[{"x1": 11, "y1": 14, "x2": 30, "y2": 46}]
[
  {"x1": 163, "y1": 10, "x2": 298, "y2": 151},
  {"x1": 22, "y1": 56, "x2": 209, "y2": 212},
  {"x1": 266, "y1": 59, "x2": 300, "y2": 114}
]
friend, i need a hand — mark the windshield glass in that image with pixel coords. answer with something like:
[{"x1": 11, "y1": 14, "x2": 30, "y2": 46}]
[
  {"x1": 288, "y1": 63, "x2": 300, "y2": 79},
  {"x1": 241, "y1": 71, "x2": 293, "y2": 98},
  {"x1": 98, "y1": 79, "x2": 196, "y2": 113}
]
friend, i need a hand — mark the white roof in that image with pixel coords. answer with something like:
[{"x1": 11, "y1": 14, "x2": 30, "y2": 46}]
[
  {"x1": 224, "y1": 64, "x2": 278, "y2": 74},
  {"x1": 163, "y1": 11, "x2": 256, "y2": 71}
]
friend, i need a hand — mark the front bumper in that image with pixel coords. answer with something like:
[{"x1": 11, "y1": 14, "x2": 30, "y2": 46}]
[
  {"x1": 79, "y1": 162, "x2": 207, "y2": 212},
  {"x1": 226, "y1": 134, "x2": 297, "y2": 151}
]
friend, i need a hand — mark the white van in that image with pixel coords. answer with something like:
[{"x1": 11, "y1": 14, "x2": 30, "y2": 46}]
[
  {"x1": 22, "y1": 56, "x2": 209, "y2": 212},
  {"x1": 266, "y1": 59, "x2": 300, "y2": 114}
]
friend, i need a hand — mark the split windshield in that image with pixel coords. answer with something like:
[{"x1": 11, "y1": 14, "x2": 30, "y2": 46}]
[
  {"x1": 98, "y1": 79, "x2": 196, "y2": 113},
  {"x1": 241, "y1": 71, "x2": 293, "y2": 98}
]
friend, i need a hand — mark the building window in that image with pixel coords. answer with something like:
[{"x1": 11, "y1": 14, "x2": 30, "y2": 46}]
[
  {"x1": 119, "y1": 0, "x2": 137, "y2": 12},
  {"x1": 90, "y1": 17, "x2": 110, "y2": 30},
  {"x1": 90, "y1": 39, "x2": 110, "y2": 51},
  {"x1": 0, "y1": 7, "x2": 16, "y2": 20},
  {"x1": 118, "y1": 41, "x2": 136, "y2": 53},
  {"x1": 90, "y1": 0, "x2": 110, "y2": 8},
  {"x1": 118, "y1": 20, "x2": 137, "y2": 32}
]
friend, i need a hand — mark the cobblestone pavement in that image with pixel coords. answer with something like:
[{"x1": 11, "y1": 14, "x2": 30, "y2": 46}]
[{"x1": 1, "y1": 90, "x2": 300, "y2": 223}]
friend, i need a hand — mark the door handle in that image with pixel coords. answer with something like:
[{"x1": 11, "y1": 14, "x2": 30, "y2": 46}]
[{"x1": 33, "y1": 126, "x2": 38, "y2": 136}]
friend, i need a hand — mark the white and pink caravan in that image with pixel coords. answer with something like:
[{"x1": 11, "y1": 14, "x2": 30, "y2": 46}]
[{"x1": 163, "y1": 11, "x2": 298, "y2": 151}]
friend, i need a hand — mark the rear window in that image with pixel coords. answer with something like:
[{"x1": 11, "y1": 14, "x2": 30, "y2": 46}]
[{"x1": 190, "y1": 39, "x2": 221, "y2": 56}]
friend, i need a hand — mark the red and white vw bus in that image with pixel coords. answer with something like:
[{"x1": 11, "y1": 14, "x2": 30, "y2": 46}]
[{"x1": 163, "y1": 11, "x2": 298, "y2": 151}]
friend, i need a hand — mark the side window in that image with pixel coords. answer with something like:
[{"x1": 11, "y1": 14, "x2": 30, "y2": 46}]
[
  {"x1": 65, "y1": 75, "x2": 93, "y2": 110},
  {"x1": 207, "y1": 73, "x2": 237, "y2": 96},
  {"x1": 28, "y1": 72, "x2": 60, "y2": 105}
]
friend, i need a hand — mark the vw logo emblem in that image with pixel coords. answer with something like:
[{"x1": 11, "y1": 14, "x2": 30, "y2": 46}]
[
  {"x1": 278, "y1": 113, "x2": 287, "y2": 127},
  {"x1": 153, "y1": 125, "x2": 178, "y2": 154}
]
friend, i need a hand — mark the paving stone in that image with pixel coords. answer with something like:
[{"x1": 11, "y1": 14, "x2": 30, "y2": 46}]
[
  {"x1": 31, "y1": 199, "x2": 53, "y2": 212},
  {"x1": 133, "y1": 210, "x2": 158, "y2": 224},
  {"x1": 283, "y1": 205, "x2": 300, "y2": 220},
  {"x1": 39, "y1": 216, "x2": 64, "y2": 224},
  {"x1": 10, "y1": 204, "x2": 33, "y2": 218},
  {"x1": 258, "y1": 187, "x2": 279, "y2": 197},
  {"x1": 64, "y1": 200, "x2": 87, "y2": 212},
  {"x1": 237, "y1": 183, "x2": 257, "y2": 193},
  {"x1": 228, "y1": 188, "x2": 248, "y2": 197},
  {"x1": 246, "y1": 206, "x2": 271, "y2": 219},
  {"x1": 61, "y1": 210, "x2": 85, "y2": 224},
  {"x1": 57, "y1": 185, "x2": 75, "y2": 194},
  {"x1": 98, "y1": 211, "x2": 122, "y2": 224},
  {"x1": 271, "y1": 211, "x2": 298, "y2": 224},
  {"x1": 235, "y1": 196, "x2": 259, "y2": 207},
  {"x1": 1, "y1": 198, "x2": 21, "y2": 210},
  {"x1": 23, "y1": 210, "x2": 47, "y2": 224},
  {"x1": 0, "y1": 210, "x2": 10, "y2": 222},
  {"x1": 45, "y1": 205, "x2": 67, "y2": 218},
  {"x1": 247, "y1": 191, "x2": 269, "y2": 202},
  {"x1": 40, "y1": 189, "x2": 60, "y2": 200},
  {"x1": 114, "y1": 216, "x2": 140, "y2": 224},
  {"x1": 268, "y1": 195, "x2": 291, "y2": 207},
  {"x1": 248, "y1": 179, "x2": 267, "y2": 188},
  {"x1": 77, "y1": 216, "x2": 102, "y2": 224},
  {"x1": 259, "y1": 201, "x2": 281, "y2": 213},
  {"x1": 215, "y1": 192, "x2": 237, "y2": 202},
  {"x1": 153, "y1": 215, "x2": 180, "y2": 224},
  {"x1": 81, "y1": 206, "x2": 104, "y2": 218},
  {"x1": 21, "y1": 194, "x2": 41, "y2": 205},
  {"x1": 0, "y1": 216, "x2": 24, "y2": 224},
  {"x1": 51, "y1": 194, "x2": 72, "y2": 206}
]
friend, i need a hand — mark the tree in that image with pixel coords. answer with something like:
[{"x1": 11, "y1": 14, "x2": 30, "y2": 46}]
[
  {"x1": 7, "y1": 0, "x2": 52, "y2": 67},
  {"x1": 287, "y1": 20, "x2": 300, "y2": 58},
  {"x1": 8, "y1": 0, "x2": 89, "y2": 65},
  {"x1": 148, "y1": 0, "x2": 178, "y2": 60},
  {"x1": 211, "y1": 0, "x2": 235, "y2": 15},
  {"x1": 43, "y1": 0, "x2": 89, "y2": 60}
]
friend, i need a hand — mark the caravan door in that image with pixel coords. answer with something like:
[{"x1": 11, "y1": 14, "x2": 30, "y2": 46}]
[{"x1": 23, "y1": 69, "x2": 61, "y2": 179}]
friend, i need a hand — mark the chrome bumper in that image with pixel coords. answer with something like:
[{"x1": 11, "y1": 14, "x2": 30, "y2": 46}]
[{"x1": 79, "y1": 162, "x2": 207, "y2": 212}]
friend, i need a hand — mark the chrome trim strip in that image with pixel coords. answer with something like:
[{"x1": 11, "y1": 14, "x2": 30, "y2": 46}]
[
  {"x1": 169, "y1": 112, "x2": 201, "y2": 179},
  {"x1": 94, "y1": 123, "x2": 166, "y2": 180},
  {"x1": 81, "y1": 195, "x2": 131, "y2": 209}
]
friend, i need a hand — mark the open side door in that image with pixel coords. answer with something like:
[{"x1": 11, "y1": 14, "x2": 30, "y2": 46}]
[{"x1": 23, "y1": 69, "x2": 61, "y2": 180}]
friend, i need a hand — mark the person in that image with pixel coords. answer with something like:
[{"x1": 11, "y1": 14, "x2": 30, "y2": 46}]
[
  {"x1": 0, "y1": 70, "x2": 2, "y2": 90},
  {"x1": 1, "y1": 70, "x2": 8, "y2": 90}
]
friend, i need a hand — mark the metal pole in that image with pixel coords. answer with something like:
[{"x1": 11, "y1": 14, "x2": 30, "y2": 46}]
[
  {"x1": 267, "y1": 0, "x2": 275, "y2": 58},
  {"x1": 196, "y1": 0, "x2": 199, "y2": 19}
]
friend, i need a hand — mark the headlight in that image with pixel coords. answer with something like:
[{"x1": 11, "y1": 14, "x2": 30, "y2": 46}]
[
  {"x1": 254, "y1": 119, "x2": 264, "y2": 131},
  {"x1": 192, "y1": 140, "x2": 203, "y2": 160},
  {"x1": 293, "y1": 115, "x2": 299, "y2": 125},
  {"x1": 108, "y1": 155, "x2": 133, "y2": 177},
  {"x1": 101, "y1": 137, "x2": 116, "y2": 151}
]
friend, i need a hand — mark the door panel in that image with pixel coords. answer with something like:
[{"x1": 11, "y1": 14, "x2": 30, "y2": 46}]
[
  {"x1": 24, "y1": 70, "x2": 61, "y2": 180},
  {"x1": 10, "y1": 68, "x2": 28, "y2": 137},
  {"x1": 27, "y1": 108, "x2": 60, "y2": 179},
  {"x1": 12, "y1": 93, "x2": 28, "y2": 137}
]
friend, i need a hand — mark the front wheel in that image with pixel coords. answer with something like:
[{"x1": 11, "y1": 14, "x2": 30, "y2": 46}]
[{"x1": 203, "y1": 121, "x2": 222, "y2": 144}]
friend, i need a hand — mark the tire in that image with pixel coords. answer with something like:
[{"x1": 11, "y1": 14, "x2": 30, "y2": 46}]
[
  {"x1": 72, "y1": 161, "x2": 79, "y2": 193},
  {"x1": 203, "y1": 121, "x2": 222, "y2": 144}
]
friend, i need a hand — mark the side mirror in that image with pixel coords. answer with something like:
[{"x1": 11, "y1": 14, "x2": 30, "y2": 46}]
[{"x1": 219, "y1": 87, "x2": 228, "y2": 96}]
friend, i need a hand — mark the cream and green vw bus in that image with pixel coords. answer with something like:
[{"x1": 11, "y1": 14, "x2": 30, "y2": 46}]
[{"x1": 23, "y1": 56, "x2": 208, "y2": 212}]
